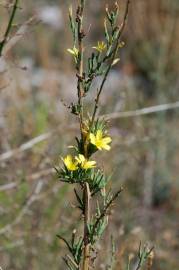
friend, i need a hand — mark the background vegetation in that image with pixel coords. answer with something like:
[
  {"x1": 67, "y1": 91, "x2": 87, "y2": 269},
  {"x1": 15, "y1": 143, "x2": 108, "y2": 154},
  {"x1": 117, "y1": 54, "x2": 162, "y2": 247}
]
[{"x1": 0, "y1": 0, "x2": 179, "y2": 269}]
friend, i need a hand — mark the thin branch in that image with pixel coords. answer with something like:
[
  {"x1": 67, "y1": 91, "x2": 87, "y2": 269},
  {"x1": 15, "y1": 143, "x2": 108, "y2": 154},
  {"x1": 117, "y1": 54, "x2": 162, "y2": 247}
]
[
  {"x1": 0, "y1": 124, "x2": 78, "y2": 162},
  {"x1": 27, "y1": 168, "x2": 54, "y2": 181},
  {"x1": 0, "y1": 0, "x2": 19, "y2": 56},
  {"x1": 57, "y1": 234, "x2": 72, "y2": 252},
  {"x1": 91, "y1": 0, "x2": 130, "y2": 125},
  {"x1": 0, "y1": 182, "x2": 17, "y2": 192},
  {"x1": 76, "y1": 0, "x2": 85, "y2": 141},
  {"x1": 0, "y1": 180, "x2": 43, "y2": 235},
  {"x1": 3, "y1": 17, "x2": 38, "y2": 56},
  {"x1": 92, "y1": 188, "x2": 123, "y2": 236},
  {"x1": 75, "y1": 2, "x2": 93, "y2": 270},
  {"x1": 83, "y1": 182, "x2": 91, "y2": 270},
  {"x1": 101, "y1": 100, "x2": 179, "y2": 120},
  {"x1": 2, "y1": 100, "x2": 177, "y2": 163},
  {"x1": 0, "y1": 131, "x2": 52, "y2": 162},
  {"x1": 0, "y1": 168, "x2": 54, "y2": 192}
]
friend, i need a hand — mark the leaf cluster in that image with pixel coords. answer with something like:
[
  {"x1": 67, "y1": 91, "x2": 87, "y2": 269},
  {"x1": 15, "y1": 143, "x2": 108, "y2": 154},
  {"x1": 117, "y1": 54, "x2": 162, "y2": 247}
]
[
  {"x1": 58, "y1": 232, "x2": 83, "y2": 270},
  {"x1": 68, "y1": 1, "x2": 125, "y2": 116},
  {"x1": 56, "y1": 166, "x2": 107, "y2": 197}
]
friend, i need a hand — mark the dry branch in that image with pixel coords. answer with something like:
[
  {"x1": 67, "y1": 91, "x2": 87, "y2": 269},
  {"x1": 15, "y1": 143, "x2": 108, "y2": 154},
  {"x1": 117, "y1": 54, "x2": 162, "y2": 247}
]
[
  {"x1": 0, "y1": 180, "x2": 43, "y2": 235},
  {"x1": 102, "y1": 100, "x2": 179, "y2": 120}
]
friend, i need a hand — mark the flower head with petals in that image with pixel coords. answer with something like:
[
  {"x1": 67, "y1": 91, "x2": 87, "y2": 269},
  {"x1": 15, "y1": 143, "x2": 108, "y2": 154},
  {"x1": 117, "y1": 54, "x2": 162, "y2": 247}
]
[
  {"x1": 75, "y1": 154, "x2": 96, "y2": 170},
  {"x1": 93, "y1": 41, "x2": 106, "y2": 53},
  {"x1": 90, "y1": 130, "x2": 112, "y2": 151},
  {"x1": 62, "y1": 155, "x2": 78, "y2": 171}
]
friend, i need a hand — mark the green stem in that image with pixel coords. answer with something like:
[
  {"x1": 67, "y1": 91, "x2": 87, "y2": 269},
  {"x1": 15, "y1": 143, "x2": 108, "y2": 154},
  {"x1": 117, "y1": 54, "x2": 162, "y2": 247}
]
[
  {"x1": 76, "y1": 2, "x2": 91, "y2": 270},
  {"x1": 0, "y1": 0, "x2": 19, "y2": 56},
  {"x1": 76, "y1": 0, "x2": 85, "y2": 143},
  {"x1": 91, "y1": 188, "x2": 123, "y2": 237},
  {"x1": 90, "y1": 0, "x2": 130, "y2": 127},
  {"x1": 82, "y1": 182, "x2": 91, "y2": 270}
]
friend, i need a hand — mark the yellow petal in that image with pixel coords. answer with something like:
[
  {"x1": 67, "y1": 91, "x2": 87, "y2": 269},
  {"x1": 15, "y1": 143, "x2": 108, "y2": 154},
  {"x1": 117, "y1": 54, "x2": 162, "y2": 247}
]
[
  {"x1": 67, "y1": 48, "x2": 75, "y2": 55},
  {"x1": 96, "y1": 130, "x2": 103, "y2": 140},
  {"x1": 63, "y1": 155, "x2": 72, "y2": 164},
  {"x1": 88, "y1": 161, "x2": 96, "y2": 166},
  {"x1": 78, "y1": 154, "x2": 85, "y2": 163},
  {"x1": 96, "y1": 144, "x2": 102, "y2": 150},
  {"x1": 102, "y1": 137, "x2": 112, "y2": 144},
  {"x1": 83, "y1": 160, "x2": 96, "y2": 169},
  {"x1": 101, "y1": 144, "x2": 111, "y2": 151},
  {"x1": 63, "y1": 155, "x2": 78, "y2": 171},
  {"x1": 89, "y1": 133, "x2": 96, "y2": 145}
]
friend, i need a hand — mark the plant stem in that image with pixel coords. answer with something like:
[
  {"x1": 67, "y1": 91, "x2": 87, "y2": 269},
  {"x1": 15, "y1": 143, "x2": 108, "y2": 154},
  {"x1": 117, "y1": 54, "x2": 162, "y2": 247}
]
[
  {"x1": 82, "y1": 182, "x2": 91, "y2": 270},
  {"x1": 91, "y1": 0, "x2": 130, "y2": 126},
  {"x1": 91, "y1": 188, "x2": 123, "y2": 237},
  {"x1": 0, "y1": 0, "x2": 19, "y2": 56},
  {"x1": 76, "y1": 2, "x2": 91, "y2": 269},
  {"x1": 76, "y1": 0, "x2": 85, "y2": 141}
]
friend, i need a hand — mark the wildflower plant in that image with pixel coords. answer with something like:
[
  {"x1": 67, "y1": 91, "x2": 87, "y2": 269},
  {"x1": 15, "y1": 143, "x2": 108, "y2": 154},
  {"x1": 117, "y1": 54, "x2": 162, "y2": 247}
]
[
  {"x1": 55, "y1": 1, "x2": 130, "y2": 269},
  {"x1": 55, "y1": 1, "x2": 151, "y2": 269}
]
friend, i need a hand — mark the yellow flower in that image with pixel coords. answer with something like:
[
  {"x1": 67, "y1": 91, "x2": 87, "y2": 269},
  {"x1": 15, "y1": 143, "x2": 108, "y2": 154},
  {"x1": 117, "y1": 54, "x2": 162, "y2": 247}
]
[
  {"x1": 75, "y1": 154, "x2": 96, "y2": 170},
  {"x1": 67, "y1": 46, "x2": 79, "y2": 62},
  {"x1": 93, "y1": 41, "x2": 106, "y2": 53},
  {"x1": 63, "y1": 155, "x2": 78, "y2": 171},
  {"x1": 90, "y1": 130, "x2": 112, "y2": 151}
]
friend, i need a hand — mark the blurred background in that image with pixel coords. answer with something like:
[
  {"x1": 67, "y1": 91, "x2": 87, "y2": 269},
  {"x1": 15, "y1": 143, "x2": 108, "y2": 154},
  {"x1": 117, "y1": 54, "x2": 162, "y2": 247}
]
[{"x1": 0, "y1": 0, "x2": 179, "y2": 269}]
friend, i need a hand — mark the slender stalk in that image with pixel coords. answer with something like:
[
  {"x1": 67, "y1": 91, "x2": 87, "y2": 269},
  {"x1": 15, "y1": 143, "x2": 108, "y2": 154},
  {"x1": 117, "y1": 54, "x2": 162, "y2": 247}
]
[
  {"x1": 0, "y1": 0, "x2": 19, "y2": 56},
  {"x1": 82, "y1": 182, "x2": 91, "y2": 270},
  {"x1": 91, "y1": 0, "x2": 130, "y2": 126},
  {"x1": 76, "y1": 0, "x2": 85, "y2": 141},
  {"x1": 91, "y1": 188, "x2": 123, "y2": 237},
  {"x1": 76, "y1": 2, "x2": 91, "y2": 269}
]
